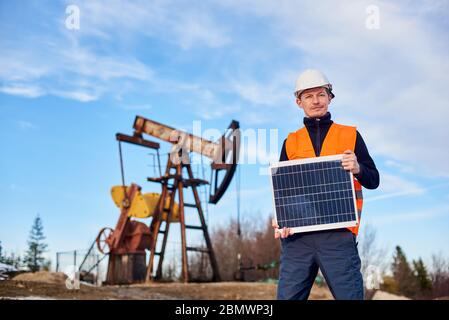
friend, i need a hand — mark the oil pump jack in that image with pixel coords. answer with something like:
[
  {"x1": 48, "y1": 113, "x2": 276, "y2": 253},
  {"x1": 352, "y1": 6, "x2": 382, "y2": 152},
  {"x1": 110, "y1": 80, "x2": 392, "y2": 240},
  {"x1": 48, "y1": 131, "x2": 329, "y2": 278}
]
[{"x1": 94, "y1": 116, "x2": 240, "y2": 284}]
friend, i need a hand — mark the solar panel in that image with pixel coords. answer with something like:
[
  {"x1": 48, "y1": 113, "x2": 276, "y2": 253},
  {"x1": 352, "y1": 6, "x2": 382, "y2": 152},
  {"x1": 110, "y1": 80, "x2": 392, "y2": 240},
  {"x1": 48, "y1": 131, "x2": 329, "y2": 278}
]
[{"x1": 270, "y1": 154, "x2": 359, "y2": 233}]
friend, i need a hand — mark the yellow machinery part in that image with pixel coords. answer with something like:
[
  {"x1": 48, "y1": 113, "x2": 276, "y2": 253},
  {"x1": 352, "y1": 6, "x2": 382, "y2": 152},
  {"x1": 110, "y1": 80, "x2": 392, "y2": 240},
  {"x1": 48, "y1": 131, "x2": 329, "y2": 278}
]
[
  {"x1": 111, "y1": 186, "x2": 179, "y2": 222},
  {"x1": 141, "y1": 193, "x2": 180, "y2": 222}
]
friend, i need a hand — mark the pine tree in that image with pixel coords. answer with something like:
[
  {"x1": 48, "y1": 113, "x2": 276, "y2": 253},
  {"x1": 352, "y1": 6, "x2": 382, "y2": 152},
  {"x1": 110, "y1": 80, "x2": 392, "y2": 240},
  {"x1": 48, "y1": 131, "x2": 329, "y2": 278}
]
[
  {"x1": 24, "y1": 214, "x2": 48, "y2": 272},
  {"x1": 391, "y1": 246, "x2": 419, "y2": 298},
  {"x1": 413, "y1": 258, "x2": 432, "y2": 297},
  {"x1": 0, "y1": 241, "x2": 6, "y2": 263},
  {"x1": 5, "y1": 252, "x2": 22, "y2": 269},
  {"x1": 0, "y1": 240, "x2": 4, "y2": 263}
]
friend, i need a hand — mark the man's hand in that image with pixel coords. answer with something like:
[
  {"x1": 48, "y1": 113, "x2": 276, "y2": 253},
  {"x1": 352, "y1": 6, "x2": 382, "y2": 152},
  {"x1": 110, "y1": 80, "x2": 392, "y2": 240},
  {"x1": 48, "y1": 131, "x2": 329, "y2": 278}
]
[
  {"x1": 342, "y1": 150, "x2": 360, "y2": 174},
  {"x1": 272, "y1": 218, "x2": 293, "y2": 239}
]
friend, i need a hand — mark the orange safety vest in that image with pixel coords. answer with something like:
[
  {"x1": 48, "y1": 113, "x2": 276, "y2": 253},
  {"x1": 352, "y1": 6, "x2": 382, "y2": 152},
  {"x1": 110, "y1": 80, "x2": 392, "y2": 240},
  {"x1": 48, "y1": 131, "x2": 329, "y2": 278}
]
[{"x1": 285, "y1": 123, "x2": 363, "y2": 235}]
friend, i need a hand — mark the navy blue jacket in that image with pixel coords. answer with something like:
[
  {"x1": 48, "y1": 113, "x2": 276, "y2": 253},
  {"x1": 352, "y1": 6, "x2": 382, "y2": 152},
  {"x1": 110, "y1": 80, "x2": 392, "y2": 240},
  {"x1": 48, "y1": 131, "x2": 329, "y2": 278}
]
[{"x1": 279, "y1": 112, "x2": 380, "y2": 189}]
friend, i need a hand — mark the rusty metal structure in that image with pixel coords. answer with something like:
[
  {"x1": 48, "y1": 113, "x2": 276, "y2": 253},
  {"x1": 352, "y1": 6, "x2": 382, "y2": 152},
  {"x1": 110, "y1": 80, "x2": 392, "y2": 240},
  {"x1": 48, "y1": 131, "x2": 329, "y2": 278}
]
[{"x1": 94, "y1": 116, "x2": 240, "y2": 284}]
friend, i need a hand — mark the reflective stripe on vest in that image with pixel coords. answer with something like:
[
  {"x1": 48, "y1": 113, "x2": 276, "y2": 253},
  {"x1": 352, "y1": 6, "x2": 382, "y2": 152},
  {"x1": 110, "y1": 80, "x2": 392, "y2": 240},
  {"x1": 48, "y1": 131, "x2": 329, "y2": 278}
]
[{"x1": 285, "y1": 123, "x2": 363, "y2": 235}]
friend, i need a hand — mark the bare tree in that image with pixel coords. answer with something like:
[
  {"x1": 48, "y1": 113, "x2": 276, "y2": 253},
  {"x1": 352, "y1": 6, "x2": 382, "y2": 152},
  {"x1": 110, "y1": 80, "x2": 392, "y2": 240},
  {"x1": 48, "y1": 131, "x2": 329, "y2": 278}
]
[
  {"x1": 210, "y1": 218, "x2": 245, "y2": 281},
  {"x1": 162, "y1": 252, "x2": 180, "y2": 281},
  {"x1": 206, "y1": 215, "x2": 280, "y2": 281},
  {"x1": 430, "y1": 252, "x2": 449, "y2": 299},
  {"x1": 359, "y1": 224, "x2": 388, "y2": 276},
  {"x1": 358, "y1": 224, "x2": 388, "y2": 298},
  {"x1": 188, "y1": 244, "x2": 213, "y2": 281}
]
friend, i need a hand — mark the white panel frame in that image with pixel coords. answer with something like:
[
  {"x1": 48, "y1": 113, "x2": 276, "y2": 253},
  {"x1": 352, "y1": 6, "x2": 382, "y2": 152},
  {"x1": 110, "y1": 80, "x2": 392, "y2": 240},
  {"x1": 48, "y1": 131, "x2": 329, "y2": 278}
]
[{"x1": 269, "y1": 154, "x2": 359, "y2": 234}]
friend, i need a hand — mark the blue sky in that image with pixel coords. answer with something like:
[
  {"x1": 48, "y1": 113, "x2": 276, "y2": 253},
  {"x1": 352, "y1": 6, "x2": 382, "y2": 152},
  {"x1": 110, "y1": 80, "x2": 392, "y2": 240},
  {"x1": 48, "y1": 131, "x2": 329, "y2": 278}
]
[{"x1": 1, "y1": 0, "x2": 449, "y2": 271}]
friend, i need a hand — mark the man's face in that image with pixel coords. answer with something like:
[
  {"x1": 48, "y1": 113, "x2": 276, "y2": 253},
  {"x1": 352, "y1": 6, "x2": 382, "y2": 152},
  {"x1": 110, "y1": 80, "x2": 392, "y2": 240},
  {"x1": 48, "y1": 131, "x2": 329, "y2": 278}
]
[{"x1": 296, "y1": 87, "x2": 331, "y2": 118}]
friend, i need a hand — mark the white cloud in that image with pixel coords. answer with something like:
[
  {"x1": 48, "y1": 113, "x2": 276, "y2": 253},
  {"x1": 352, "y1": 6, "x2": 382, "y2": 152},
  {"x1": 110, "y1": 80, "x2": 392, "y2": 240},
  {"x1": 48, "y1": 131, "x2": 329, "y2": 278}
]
[
  {"x1": 2, "y1": 0, "x2": 449, "y2": 180},
  {"x1": 378, "y1": 173, "x2": 424, "y2": 195},
  {"x1": 226, "y1": 67, "x2": 298, "y2": 106},
  {"x1": 52, "y1": 90, "x2": 99, "y2": 102},
  {"x1": 0, "y1": 85, "x2": 44, "y2": 98},
  {"x1": 367, "y1": 205, "x2": 449, "y2": 226},
  {"x1": 227, "y1": 186, "x2": 272, "y2": 200},
  {"x1": 230, "y1": 79, "x2": 287, "y2": 107},
  {"x1": 0, "y1": 32, "x2": 154, "y2": 102},
  {"x1": 0, "y1": 50, "x2": 49, "y2": 83},
  {"x1": 384, "y1": 159, "x2": 415, "y2": 174},
  {"x1": 195, "y1": 104, "x2": 240, "y2": 120},
  {"x1": 213, "y1": 0, "x2": 449, "y2": 177},
  {"x1": 225, "y1": 70, "x2": 301, "y2": 126},
  {"x1": 0, "y1": 2, "x2": 229, "y2": 106},
  {"x1": 365, "y1": 175, "x2": 449, "y2": 203},
  {"x1": 121, "y1": 104, "x2": 152, "y2": 111},
  {"x1": 180, "y1": 87, "x2": 241, "y2": 120},
  {"x1": 17, "y1": 121, "x2": 38, "y2": 130},
  {"x1": 69, "y1": 0, "x2": 230, "y2": 50},
  {"x1": 173, "y1": 13, "x2": 231, "y2": 49},
  {"x1": 58, "y1": 42, "x2": 154, "y2": 81},
  {"x1": 365, "y1": 173, "x2": 425, "y2": 202}
]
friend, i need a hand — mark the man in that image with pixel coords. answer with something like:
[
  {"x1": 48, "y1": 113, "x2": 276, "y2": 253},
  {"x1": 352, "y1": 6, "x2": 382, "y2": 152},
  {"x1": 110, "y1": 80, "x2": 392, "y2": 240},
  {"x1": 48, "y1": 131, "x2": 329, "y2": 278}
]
[{"x1": 273, "y1": 69, "x2": 379, "y2": 300}]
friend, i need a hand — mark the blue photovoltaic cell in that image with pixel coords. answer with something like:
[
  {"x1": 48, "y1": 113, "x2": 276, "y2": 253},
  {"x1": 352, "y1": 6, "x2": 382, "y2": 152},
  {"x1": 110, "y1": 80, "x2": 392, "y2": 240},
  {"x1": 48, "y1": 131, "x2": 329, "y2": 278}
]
[{"x1": 271, "y1": 159, "x2": 356, "y2": 229}]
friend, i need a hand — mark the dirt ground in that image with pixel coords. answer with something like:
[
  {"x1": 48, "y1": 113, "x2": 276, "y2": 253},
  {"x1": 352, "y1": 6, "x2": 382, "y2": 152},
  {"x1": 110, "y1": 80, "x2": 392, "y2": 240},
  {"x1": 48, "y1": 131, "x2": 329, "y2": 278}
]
[{"x1": 0, "y1": 272, "x2": 333, "y2": 300}]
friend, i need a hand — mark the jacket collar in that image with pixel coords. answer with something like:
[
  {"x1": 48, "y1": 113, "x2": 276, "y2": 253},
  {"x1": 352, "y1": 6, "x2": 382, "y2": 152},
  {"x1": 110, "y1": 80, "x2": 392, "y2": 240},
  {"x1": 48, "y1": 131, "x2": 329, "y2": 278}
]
[{"x1": 303, "y1": 112, "x2": 333, "y2": 128}]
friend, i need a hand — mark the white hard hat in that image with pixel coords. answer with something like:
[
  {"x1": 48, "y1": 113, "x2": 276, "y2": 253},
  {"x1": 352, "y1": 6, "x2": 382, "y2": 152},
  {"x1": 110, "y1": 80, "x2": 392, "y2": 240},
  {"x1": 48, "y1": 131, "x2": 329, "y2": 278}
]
[{"x1": 294, "y1": 69, "x2": 335, "y2": 99}]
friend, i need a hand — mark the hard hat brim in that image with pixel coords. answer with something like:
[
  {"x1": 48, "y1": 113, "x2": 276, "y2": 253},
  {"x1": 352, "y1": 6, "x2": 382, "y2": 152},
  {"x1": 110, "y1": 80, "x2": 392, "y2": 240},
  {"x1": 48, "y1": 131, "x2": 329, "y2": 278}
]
[{"x1": 294, "y1": 86, "x2": 335, "y2": 99}]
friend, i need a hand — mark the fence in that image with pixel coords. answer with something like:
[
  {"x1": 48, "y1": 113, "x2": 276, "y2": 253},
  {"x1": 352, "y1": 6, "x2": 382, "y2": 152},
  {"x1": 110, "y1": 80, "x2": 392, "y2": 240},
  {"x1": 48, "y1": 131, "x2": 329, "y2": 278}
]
[{"x1": 55, "y1": 249, "x2": 104, "y2": 285}]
